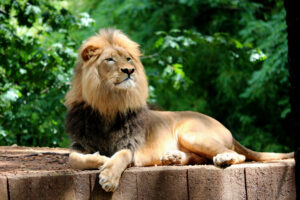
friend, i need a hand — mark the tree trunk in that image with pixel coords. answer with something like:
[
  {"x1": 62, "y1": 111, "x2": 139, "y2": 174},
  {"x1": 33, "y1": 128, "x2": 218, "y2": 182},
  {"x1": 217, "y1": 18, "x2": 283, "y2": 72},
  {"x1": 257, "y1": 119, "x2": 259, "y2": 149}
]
[{"x1": 284, "y1": 0, "x2": 300, "y2": 198}]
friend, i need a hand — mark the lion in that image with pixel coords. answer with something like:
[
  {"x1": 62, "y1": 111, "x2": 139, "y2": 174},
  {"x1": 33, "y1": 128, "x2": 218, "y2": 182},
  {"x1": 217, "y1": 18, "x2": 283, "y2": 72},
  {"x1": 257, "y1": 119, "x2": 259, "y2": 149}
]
[{"x1": 65, "y1": 28, "x2": 294, "y2": 192}]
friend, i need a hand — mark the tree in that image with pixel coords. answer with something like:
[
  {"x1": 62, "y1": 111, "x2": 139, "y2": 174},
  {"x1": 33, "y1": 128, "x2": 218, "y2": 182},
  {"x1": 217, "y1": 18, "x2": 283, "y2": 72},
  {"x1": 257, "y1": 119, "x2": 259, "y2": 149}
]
[
  {"x1": 0, "y1": 0, "x2": 94, "y2": 146},
  {"x1": 0, "y1": 0, "x2": 293, "y2": 153},
  {"x1": 74, "y1": 0, "x2": 293, "y2": 152}
]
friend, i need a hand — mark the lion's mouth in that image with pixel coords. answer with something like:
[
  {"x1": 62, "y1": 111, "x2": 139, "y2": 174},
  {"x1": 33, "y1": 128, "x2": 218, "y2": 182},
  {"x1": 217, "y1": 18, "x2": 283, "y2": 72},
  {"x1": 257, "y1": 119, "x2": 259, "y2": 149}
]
[{"x1": 114, "y1": 77, "x2": 134, "y2": 86}]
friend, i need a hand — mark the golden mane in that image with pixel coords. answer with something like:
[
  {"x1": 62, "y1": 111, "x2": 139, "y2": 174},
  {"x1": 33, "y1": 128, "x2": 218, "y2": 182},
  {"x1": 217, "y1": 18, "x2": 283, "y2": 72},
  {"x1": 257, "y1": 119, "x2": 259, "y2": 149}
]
[{"x1": 65, "y1": 29, "x2": 148, "y2": 119}]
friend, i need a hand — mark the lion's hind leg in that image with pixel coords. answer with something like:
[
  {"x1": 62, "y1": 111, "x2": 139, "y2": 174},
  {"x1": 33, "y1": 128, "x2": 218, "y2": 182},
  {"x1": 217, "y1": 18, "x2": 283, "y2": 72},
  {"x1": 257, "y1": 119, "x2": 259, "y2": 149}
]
[
  {"x1": 213, "y1": 151, "x2": 245, "y2": 167},
  {"x1": 178, "y1": 132, "x2": 245, "y2": 167},
  {"x1": 160, "y1": 150, "x2": 207, "y2": 165}
]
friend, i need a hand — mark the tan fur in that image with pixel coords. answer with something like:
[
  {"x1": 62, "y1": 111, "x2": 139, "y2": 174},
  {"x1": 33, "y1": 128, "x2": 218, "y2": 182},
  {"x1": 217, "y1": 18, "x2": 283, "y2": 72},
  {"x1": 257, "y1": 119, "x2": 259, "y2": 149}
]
[
  {"x1": 67, "y1": 29, "x2": 294, "y2": 192},
  {"x1": 69, "y1": 151, "x2": 109, "y2": 169},
  {"x1": 65, "y1": 29, "x2": 148, "y2": 120}
]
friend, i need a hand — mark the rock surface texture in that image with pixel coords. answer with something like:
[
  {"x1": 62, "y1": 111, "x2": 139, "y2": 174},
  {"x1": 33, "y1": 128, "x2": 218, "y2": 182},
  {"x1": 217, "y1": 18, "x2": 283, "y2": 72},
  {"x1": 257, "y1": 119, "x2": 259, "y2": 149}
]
[{"x1": 0, "y1": 146, "x2": 296, "y2": 200}]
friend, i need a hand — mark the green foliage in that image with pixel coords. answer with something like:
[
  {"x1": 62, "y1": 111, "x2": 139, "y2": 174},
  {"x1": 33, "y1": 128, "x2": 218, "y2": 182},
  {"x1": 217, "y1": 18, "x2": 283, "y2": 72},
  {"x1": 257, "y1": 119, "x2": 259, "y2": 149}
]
[
  {"x1": 145, "y1": 30, "x2": 282, "y2": 152},
  {"x1": 0, "y1": 0, "x2": 292, "y2": 152},
  {"x1": 0, "y1": 0, "x2": 94, "y2": 146},
  {"x1": 76, "y1": 0, "x2": 291, "y2": 152},
  {"x1": 239, "y1": 6, "x2": 290, "y2": 119}
]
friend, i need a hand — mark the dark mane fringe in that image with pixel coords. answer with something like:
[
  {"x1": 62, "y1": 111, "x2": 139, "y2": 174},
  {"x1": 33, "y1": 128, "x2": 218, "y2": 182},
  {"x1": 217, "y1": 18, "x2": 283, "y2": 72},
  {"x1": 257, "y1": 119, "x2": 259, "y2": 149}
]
[{"x1": 65, "y1": 102, "x2": 149, "y2": 157}]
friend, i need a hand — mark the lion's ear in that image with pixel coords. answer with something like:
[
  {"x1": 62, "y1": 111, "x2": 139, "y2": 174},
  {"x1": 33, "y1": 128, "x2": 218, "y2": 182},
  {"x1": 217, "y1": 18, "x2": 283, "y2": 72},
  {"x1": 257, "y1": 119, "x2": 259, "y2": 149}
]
[{"x1": 81, "y1": 45, "x2": 100, "y2": 61}]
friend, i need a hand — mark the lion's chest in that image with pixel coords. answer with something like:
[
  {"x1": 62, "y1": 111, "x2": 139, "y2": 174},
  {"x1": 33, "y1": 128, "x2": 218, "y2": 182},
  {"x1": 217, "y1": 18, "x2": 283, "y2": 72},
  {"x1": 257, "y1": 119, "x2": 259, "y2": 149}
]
[{"x1": 66, "y1": 102, "x2": 148, "y2": 157}]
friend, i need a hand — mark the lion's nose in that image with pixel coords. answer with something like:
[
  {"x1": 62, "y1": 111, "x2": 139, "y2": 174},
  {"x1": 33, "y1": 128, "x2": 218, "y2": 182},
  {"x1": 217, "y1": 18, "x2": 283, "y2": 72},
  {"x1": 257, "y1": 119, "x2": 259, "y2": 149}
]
[{"x1": 121, "y1": 68, "x2": 135, "y2": 75}]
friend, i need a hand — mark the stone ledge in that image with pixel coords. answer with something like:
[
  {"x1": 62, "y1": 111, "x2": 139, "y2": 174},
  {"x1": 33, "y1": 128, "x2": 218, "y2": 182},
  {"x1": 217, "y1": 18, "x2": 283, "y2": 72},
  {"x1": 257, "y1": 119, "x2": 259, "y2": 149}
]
[{"x1": 0, "y1": 146, "x2": 296, "y2": 200}]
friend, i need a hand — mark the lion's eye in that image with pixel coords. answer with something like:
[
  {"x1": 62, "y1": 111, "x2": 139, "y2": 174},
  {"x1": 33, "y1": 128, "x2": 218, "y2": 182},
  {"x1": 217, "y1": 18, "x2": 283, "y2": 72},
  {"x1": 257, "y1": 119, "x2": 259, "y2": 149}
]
[
  {"x1": 105, "y1": 58, "x2": 115, "y2": 64},
  {"x1": 105, "y1": 58, "x2": 114, "y2": 62},
  {"x1": 127, "y1": 57, "x2": 132, "y2": 62}
]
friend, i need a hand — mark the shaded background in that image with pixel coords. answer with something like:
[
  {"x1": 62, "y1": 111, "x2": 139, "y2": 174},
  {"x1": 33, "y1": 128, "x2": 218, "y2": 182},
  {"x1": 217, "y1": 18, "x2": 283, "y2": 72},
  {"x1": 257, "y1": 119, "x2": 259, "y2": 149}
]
[{"x1": 0, "y1": 0, "x2": 294, "y2": 153}]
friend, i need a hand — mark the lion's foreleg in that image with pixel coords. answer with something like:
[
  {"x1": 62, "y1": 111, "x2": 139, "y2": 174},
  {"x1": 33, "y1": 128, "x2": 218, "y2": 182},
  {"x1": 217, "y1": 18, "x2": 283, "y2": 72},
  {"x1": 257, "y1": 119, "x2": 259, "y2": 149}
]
[
  {"x1": 99, "y1": 149, "x2": 133, "y2": 192},
  {"x1": 69, "y1": 151, "x2": 109, "y2": 170}
]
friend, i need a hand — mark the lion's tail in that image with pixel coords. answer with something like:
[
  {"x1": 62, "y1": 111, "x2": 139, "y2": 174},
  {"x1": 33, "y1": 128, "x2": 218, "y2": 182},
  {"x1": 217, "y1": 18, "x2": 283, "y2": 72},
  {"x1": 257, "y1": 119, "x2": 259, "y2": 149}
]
[{"x1": 233, "y1": 139, "x2": 294, "y2": 161}]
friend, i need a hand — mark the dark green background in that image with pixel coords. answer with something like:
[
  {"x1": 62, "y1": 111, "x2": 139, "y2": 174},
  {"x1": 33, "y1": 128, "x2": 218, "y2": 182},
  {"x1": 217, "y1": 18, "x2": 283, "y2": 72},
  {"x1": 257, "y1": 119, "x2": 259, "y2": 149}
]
[{"x1": 0, "y1": 0, "x2": 292, "y2": 152}]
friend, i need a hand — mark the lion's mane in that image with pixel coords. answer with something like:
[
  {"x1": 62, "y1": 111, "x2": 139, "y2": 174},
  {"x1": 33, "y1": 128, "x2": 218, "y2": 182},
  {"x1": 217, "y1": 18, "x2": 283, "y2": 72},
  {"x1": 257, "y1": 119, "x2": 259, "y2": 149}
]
[
  {"x1": 65, "y1": 29, "x2": 150, "y2": 156},
  {"x1": 65, "y1": 29, "x2": 148, "y2": 119}
]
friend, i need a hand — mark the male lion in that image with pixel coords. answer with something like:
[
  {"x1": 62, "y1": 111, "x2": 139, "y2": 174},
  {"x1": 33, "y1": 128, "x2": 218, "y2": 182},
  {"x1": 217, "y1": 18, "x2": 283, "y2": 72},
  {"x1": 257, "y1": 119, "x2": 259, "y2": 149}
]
[{"x1": 65, "y1": 29, "x2": 294, "y2": 192}]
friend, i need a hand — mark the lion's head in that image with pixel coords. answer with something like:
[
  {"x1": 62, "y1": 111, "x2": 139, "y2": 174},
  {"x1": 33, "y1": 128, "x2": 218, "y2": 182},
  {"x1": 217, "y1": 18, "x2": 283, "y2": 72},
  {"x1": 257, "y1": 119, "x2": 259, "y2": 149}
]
[{"x1": 65, "y1": 29, "x2": 148, "y2": 118}]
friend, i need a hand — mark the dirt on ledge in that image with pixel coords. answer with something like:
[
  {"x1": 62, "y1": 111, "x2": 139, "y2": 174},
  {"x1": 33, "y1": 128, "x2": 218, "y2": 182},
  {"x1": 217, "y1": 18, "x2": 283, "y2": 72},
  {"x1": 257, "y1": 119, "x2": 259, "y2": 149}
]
[
  {"x1": 0, "y1": 145, "x2": 295, "y2": 175},
  {"x1": 0, "y1": 146, "x2": 73, "y2": 174}
]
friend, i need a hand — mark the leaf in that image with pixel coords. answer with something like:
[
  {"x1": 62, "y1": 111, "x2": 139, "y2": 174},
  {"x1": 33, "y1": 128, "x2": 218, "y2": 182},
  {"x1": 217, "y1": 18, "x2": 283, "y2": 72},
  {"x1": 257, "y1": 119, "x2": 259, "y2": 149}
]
[
  {"x1": 2, "y1": 88, "x2": 22, "y2": 102},
  {"x1": 280, "y1": 108, "x2": 291, "y2": 119}
]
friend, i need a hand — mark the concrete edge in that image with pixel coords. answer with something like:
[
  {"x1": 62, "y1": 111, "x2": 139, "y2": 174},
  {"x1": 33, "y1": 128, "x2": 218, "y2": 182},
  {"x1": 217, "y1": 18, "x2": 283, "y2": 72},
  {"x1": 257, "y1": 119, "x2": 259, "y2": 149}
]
[
  {"x1": 0, "y1": 175, "x2": 8, "y2": 200},
  {"x1": 1, "y1": 159, "x2": 296, "y2": 200}
]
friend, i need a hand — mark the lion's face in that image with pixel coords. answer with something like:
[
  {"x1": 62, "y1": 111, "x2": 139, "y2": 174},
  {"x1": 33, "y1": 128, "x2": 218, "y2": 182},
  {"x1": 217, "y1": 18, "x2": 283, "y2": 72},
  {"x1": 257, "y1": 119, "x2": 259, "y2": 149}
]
[
  {"x1": 65, "y1": 29, "x2": 148, "y2": 118},
  {"x1": 94, "y1": 46, "x2": 138, "y2": 90}
]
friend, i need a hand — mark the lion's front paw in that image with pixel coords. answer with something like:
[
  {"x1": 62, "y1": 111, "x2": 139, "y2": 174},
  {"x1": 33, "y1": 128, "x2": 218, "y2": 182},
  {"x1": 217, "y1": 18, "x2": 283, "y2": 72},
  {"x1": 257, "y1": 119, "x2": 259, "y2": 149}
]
[
  {"x1": 99, "y1": 166, "x2": 120, "y2": 192},
  {"x1": 161, "y1": 150, "x2": 186, "y2": 165},
  {"x1": 213, "y1": 152, "x2": 245, "y2": 167}
]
